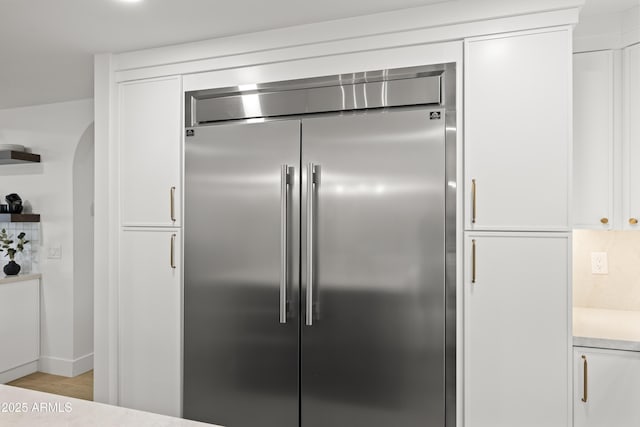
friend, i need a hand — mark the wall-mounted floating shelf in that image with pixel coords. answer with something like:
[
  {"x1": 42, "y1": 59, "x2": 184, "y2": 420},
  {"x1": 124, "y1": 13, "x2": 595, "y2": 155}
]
[
  {"x1": 0, "y1": 151, "x2": 41, "y2": 165},
  {"x1": 0, "y1": 214, "x2": 40, "y2": 223}
]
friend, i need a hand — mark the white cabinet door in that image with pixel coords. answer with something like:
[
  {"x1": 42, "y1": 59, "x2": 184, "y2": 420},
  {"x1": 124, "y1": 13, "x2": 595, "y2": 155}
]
[
  {"x1": 0, "y1": 280, "x2": 39, "y2": 378},
  {"x1": 119, "y1": 229, "x2": 181, "y2": 417},
  {"x1": 573, "y1": 51, "x2": 614, "y2": 229},
  {"x1": 465, "y1": 29, "x2": 571, "y2": 231},
  {"x1": 574, "y1": 347, "x2": 640, "y2": 427},
  {"x1": 623, "y1": 43, "x2": 640, "y2": 229},
  {"x1": 464, "y1": 234, "x2": 570, "y2": 427},
  {"x1": 120, "y1": 76, "x2": 181, "y2": 227}
]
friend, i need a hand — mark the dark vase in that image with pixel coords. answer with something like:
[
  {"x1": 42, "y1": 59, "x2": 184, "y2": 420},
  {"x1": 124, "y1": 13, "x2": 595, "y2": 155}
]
[{"x1": 4, "y1": 261, "x2": 20, "y2": 276}]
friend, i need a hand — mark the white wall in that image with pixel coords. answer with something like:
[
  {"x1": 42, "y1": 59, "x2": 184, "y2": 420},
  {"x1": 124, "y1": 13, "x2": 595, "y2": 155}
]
[
  {"x1": 573, "y1": 230, "x2": 640, "y2": 311},
  {"x1": 574, "y1": 5, "x2": 640, "y2": 52},
  {"x1": 73, "y1": 124, "x2": 95, "y2": 370},
  {"x1": 0, "y1": 99, "x2": 94, "y2": 376}
]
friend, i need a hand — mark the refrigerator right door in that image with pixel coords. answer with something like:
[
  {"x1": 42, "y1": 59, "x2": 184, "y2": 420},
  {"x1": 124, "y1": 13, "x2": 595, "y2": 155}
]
[{"x1": 300, "y1": 109, "x2": 447, "y2": 427}]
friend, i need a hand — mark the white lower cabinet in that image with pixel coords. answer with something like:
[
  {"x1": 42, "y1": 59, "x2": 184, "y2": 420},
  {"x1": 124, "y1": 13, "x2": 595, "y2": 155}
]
[
  {"x1": 0, "y1": 279, "x2": 39, "y2": 382},
  {"x1": 574, "y1": 347, "x2": 640, "y2": 427},
  {"x1": 464, "y1": 234, "x2": 570, "y2": 427},
  {"x1": 119, "y1": 229, "x2": 181, "y2": 417}
]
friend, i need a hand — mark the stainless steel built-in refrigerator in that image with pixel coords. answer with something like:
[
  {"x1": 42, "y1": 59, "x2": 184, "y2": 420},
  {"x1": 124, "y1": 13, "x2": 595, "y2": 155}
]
[{"x1": 184, "y1": 65, "x2": 456, "y2": 427}]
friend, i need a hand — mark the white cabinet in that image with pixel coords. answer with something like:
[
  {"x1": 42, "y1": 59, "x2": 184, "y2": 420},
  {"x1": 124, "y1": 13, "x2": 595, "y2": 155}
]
[
  {"x1": 573, "y1": 51, "x2": 614, "y2": 229},
  {"x1": 464, "y1": 27, "x2": 572, "y2": 426},
  {"x1": 574, "y1": 347, "x2": 640, "y2": 427},
  {"x1": 464, "y1": 233, "x2": 570, "y2": 427},
  {"x1": 465, "y1": 29, "x2": 571, "y2": 231},
  {"x1": 573, "y1": 44, "x2": 640, "y2": 230},
  {"x1": 118, "y1": 76, "x2": 183, "y2": 415},
  {"x1": 119, "y1": 229, "x2": 181, "y2": 417},
  {"x1": 119, "y1": 76, "x2": 181, "y2": 227},
  {"x1": 623, "y1": 43, "x2": 640, "y2": 229},
  {"x1": 0, "y1": 279, "x2": 39, "y2": 383}
]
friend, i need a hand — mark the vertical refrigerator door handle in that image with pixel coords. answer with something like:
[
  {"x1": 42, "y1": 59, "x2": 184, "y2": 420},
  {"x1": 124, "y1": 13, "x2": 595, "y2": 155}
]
[
  {"x1": 280, "y1": 165, "x2": 289, "y2": 324},
  {"x1": 306, "y1": 163, "x2": 315, "y2": 326}
]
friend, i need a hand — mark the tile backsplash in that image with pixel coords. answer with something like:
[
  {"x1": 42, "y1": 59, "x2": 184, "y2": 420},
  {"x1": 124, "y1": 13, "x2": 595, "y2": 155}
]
[
  {"x1": 0, "y1": 222, "x2": 40, "y2": 275},
  {"x1": 573, "y1": 230, "x2": 640, "y2": 311}
]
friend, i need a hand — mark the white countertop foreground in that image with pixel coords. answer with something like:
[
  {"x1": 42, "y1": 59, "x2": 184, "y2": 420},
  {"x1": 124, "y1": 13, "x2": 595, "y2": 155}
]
[
  {"x1": 0, "y1": 385, "x2": 219, "y2": 427},
  {"x1": 573, "y1": 307, "x2": 640, "y2": 352}
]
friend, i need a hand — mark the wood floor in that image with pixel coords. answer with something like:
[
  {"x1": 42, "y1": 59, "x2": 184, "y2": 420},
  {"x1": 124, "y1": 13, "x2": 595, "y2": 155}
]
[{"x1": 7, "y1": 370, "x2": 93, "y2": 401}]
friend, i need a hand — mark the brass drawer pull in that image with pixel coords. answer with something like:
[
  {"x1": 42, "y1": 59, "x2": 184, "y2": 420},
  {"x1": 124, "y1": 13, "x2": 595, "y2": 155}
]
[
  {"x1": 600, "y1": 217, "x2": 609, "y2": 225},
  {"x1": 170, "y1": 186, "x2": 176, "y2": 222},
  {"x1": 630, "y1": 218, "x2": 638, "y2": 225}
]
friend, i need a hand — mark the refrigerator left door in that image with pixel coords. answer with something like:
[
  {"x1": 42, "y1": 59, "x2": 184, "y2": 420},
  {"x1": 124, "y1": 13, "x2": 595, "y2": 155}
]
[{"x1": 184, "y1": 120, "x2": 301, "y2": 427}]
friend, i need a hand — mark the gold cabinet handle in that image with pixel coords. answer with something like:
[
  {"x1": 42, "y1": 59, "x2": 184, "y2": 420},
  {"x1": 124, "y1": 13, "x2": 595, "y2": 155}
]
[
  {"x1": 581, "y1": 355, "x2": 588, "y2": 403},
  {"x1": 630, "y1": 218, "x2": 638, "y2": 225},
  {"x1": 472, "y1": 239, "x2": 477, "y2": 284},
  {"x1": 170, "y1": 186, "x2": 176, "y2": 222},
  {"x1": 471, "y1": 179, "x2": 477, "y2": 224},
  {"x1": 600, "y1": 217, "x2": 609, "y2": 224},
  {"x1": 170, "y1": 233, "x2": 176, "y2": 269}
]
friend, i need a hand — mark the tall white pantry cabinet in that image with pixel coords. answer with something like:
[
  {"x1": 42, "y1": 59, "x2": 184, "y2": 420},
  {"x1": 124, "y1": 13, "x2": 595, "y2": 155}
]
[
  {"x1": 117, "y1": 76, "x2": 182, "y2": 417},
  {"x1": 464, "y1": 28, "x2": 572, "y2": 427}
]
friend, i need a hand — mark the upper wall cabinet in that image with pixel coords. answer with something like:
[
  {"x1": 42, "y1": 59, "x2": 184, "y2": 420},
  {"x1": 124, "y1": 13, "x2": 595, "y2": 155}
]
[
  {"x1": 573, "y1": 50, "x2": 614, "y2": 229},
  {"x1": 465, "y1": 29, "x2": 571, "y2": 231},
  {"x1": 573, "y1": 45, "x2": 640, "y2": 230},
  {"x1": 623, "y1": 43, "x2": 640, "y2": 229},
  {"x1": 119, "y1": 76, "x2": 181, "y2": 227}
]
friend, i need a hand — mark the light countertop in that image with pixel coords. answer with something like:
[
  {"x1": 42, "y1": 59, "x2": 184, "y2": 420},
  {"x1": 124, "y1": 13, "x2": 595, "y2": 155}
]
[
  {"x1": 0, "y1": 273, "x2": 41, "y2": 286},
  {"x1": 573, "y1": 307, "x2": 640, "y2": 352},
  {"x1": 0, "y1": 385, "x2": 219, "y2": 427}
]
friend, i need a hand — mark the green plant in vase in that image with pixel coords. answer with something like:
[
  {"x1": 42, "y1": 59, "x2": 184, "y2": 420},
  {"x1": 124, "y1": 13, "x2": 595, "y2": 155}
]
[{"x1": 0, "y1": 228, "x2": 30, "y2": 276}]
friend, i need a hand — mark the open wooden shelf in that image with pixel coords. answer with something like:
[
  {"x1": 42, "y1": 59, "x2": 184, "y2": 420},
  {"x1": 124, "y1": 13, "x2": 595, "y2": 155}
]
[
  {"x1": 0, "y1": 214, "x2": 40, "y2": 223},
  {"x1": 0, "y1": 150, "x2": 41, "y2": 165}
]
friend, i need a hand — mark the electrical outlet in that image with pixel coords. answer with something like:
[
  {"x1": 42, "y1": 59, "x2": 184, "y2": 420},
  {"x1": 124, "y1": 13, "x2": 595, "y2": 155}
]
[
  {"x1": 47, "y1": 245, "x2": 62, "y2": 260},
  {"x1": 591, "y1": 252, "x2": 608, "y2": 275}
]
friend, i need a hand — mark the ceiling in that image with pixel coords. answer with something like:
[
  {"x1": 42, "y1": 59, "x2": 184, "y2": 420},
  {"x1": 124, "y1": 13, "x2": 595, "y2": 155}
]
[
  {"x1": 0, "y1": 0, "x2": 451, "y2": 110},
  {"x1": 0, "y1": 0, "x2": 636, "y2": 110},
  {"x1": 580, "y1": 0, "x2": 639, "y2": 15}
]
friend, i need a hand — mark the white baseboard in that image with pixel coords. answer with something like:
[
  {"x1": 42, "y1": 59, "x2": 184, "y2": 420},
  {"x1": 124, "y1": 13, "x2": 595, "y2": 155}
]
[
  {"x1": 71, "y1": 353, "x2": 94, "y2": 377},
  {"x1": 0, "y1": 360, "x2": 38, "y2": 384},
  {"x1": 39, "y1": 353, "x2": 94, "y2": 377}
]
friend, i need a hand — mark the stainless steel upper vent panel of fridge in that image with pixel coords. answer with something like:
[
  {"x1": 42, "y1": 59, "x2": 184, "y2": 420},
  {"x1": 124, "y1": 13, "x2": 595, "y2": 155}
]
[{"x1": 186, "y1": 66, "x2": 443, "y2": 125}]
